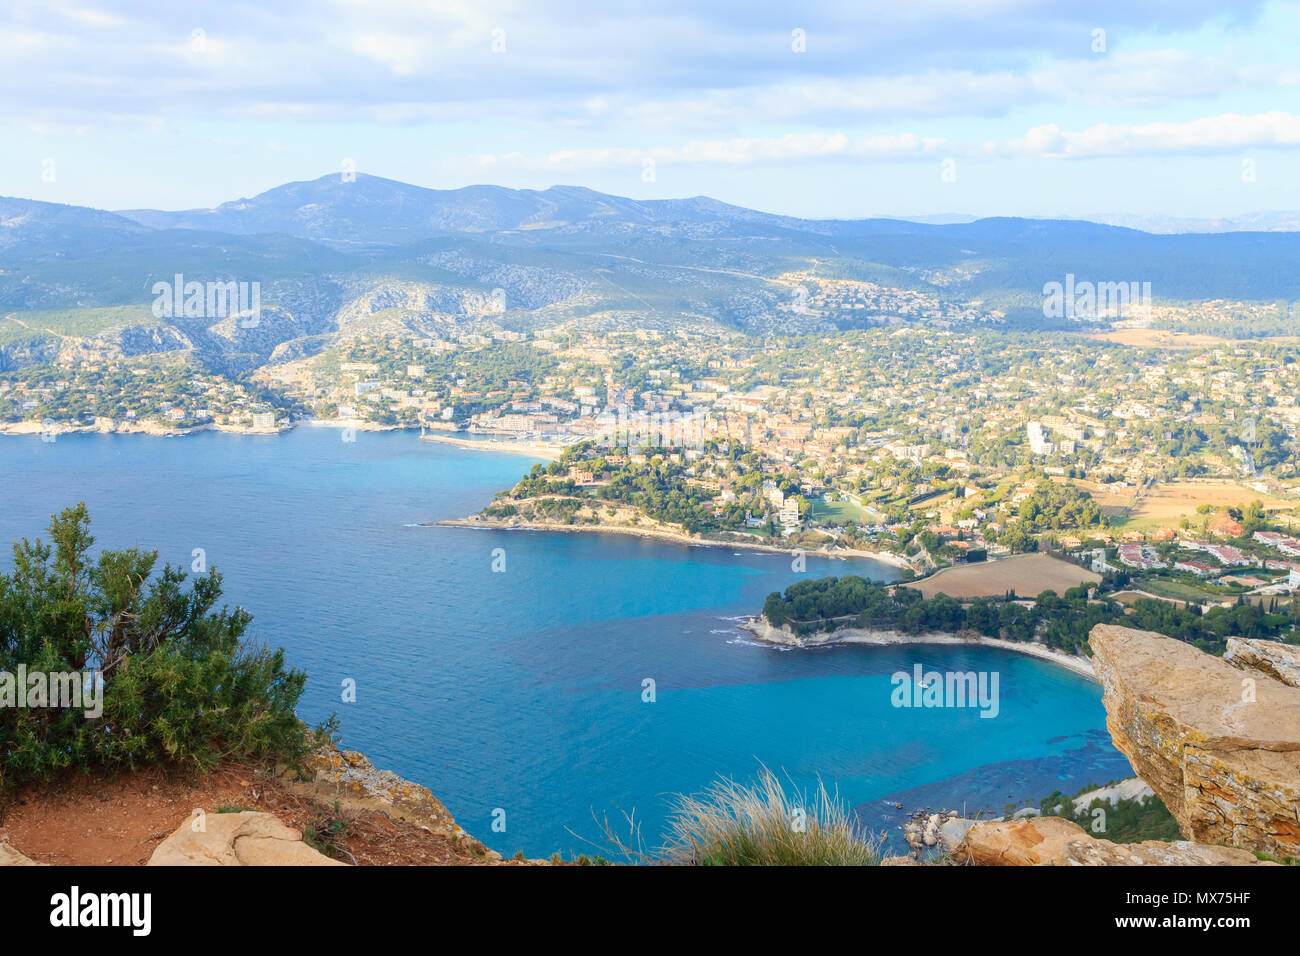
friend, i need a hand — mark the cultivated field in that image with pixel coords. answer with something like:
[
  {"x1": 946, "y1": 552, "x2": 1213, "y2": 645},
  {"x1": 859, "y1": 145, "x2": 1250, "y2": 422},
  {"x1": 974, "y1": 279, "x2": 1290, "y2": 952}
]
[
  {"x1": 1081, "y1": 480, "x2": 1296, "y2": 528},
  {"x1": 1088, "y1": 328, "x2": 1300, "y2": 350},
  {"x1": 1087, "y1": 329, "x2": 1236, "y2": 349},
  {"x1": 909, "y1": 552, "x2": 1100, "y2": 599}
]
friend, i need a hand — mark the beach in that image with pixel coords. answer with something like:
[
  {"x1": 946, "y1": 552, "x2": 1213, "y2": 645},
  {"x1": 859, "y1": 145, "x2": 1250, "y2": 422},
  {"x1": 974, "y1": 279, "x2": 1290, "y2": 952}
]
[{"x1": 417, "y1": 431, "x2": 565, "y2": 461}]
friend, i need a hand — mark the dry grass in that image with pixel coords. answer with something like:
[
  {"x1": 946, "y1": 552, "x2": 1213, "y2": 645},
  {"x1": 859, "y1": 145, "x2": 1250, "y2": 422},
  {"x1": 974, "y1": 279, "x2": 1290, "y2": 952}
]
[
  {"x1": 660, "y1": 766, "x2": 885, "y2": 866},
  {"x1": 1086, "y1": 329, "x2": 1240, "y2": 349},
  {"x1": 1096, "y1": 480, "x2": 1296, "y2": 529}
]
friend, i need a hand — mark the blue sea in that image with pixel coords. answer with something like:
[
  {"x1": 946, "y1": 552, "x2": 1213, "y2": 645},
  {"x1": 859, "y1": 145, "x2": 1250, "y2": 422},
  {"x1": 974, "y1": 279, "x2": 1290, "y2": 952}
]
[{"x1": 0, "y1": 428, "x2": 1131, "y2": 857}]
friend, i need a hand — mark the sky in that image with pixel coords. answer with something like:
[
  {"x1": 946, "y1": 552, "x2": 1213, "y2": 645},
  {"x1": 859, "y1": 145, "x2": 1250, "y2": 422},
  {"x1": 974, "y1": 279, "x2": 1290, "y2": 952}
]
[{"x1": 2, "y1": 0, "x2": 1299, "y2": 220}]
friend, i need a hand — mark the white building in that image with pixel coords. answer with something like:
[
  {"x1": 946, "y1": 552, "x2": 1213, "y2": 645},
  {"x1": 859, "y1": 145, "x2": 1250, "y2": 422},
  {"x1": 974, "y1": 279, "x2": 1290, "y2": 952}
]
[{"x1": 1027, "y1": 421, "x2": 1054, "y2": 455}]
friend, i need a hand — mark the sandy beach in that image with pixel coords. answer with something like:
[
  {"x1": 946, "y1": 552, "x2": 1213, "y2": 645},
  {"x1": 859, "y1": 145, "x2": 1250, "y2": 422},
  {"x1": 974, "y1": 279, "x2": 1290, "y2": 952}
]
[{"x1": 418, "y1": 431, "x2": 564, "y2": 461}]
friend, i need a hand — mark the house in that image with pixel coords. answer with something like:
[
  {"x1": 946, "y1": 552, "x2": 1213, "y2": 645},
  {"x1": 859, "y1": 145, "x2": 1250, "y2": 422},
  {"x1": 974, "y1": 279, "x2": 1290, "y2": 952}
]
[
  {"x1": 1255, "y1": 531, "x2": 1300, "y2": 557},
  {"x1": 1209, "y1": 514, "x2": 1244, "y2": 538},
  {"x1": 1174, "y1": 560, "x2": 1215, "y2": 577}
]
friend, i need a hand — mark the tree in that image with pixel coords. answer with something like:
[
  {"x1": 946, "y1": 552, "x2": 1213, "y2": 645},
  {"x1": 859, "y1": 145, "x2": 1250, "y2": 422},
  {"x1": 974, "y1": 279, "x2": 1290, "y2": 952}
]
[{"x1": 0, "y1": 504, "x2": 307, "y2": 791}]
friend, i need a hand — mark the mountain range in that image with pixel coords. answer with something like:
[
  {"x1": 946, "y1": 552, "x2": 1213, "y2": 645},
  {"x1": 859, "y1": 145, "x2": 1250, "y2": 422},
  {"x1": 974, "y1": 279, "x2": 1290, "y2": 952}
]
[{"x1": 3, "y1": 174, "x2": 1300, "y2": 375}]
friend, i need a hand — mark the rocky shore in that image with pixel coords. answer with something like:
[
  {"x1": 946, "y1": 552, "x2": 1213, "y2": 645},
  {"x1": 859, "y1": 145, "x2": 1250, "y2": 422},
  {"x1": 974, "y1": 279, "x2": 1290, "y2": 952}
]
[{"x1": 740, "y1": 616, "x2": 1096, "y2": 679}]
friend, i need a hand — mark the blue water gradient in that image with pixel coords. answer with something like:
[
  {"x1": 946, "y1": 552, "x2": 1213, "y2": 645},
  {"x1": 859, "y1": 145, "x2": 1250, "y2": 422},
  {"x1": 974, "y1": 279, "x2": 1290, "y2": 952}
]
[{"x1": 0, "y1": 428, "x2": 1131, "y2": 857}]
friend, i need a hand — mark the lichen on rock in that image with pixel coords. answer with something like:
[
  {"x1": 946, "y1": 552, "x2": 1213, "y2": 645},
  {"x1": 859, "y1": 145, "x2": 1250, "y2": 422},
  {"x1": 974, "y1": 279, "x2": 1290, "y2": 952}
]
[{"x1": 1088, "y1": 623, "x2": 1300, "y2": 858}]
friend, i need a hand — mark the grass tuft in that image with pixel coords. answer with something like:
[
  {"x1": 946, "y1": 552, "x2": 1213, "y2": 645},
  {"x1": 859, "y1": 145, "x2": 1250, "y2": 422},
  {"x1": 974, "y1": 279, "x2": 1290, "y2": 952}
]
[{"x1": 662, "y1": 765, "x2": 884, "y2": 866}]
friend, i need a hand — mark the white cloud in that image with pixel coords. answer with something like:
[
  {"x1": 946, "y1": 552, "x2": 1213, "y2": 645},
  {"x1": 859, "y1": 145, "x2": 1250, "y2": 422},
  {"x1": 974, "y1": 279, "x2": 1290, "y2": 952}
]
[
  {"x1": 1001, "y1": 111, "x2": 1300, "y2": 158},
  {"x1": 351, "y1": 34, "x2": 433, "y2": 76},
  {"x1": 463, "y1": 111, "x2": 1300, "y2": 172}
]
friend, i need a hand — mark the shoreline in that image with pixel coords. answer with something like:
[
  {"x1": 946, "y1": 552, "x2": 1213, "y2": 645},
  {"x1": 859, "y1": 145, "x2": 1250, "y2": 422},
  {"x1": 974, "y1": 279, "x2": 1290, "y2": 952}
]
[
  {"x1": 417, "y1": 431, "x2": 564, "y2": 461},
  {"x1": 0, "y1": 419, "x2": 293, "y2": 438},
  {"x1": 0, "y1": 419, "x2": 531, "y2": 441},
  {"x1": 434, "y1": 515, "x2": 917, "y2": 567},
  {"x1": 739, "y1": 616, "x2": 1097, "y2": 680}
]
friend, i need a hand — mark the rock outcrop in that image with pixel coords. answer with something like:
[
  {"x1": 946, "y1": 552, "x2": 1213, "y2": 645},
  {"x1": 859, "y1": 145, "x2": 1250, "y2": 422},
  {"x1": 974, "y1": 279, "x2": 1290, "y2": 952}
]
[
  {"x1": 1088, "y1": 624, "x2": 1300, "y2": 857},
  {"x1": 293, "y1": 742, "x2": 500, "y2": 858},
  {"x1": 1225, "y1": 636, "x2": 1300, "y2": 688},
  {"x1": 0, "y1": 842, "x2": 46, "y2": 866},
  {"x1": 147, "y1": 811, "x2": 346, "y2": 866},
  {"x1": 952, "y1": 817, "x2": 1271, "y2": 866}
]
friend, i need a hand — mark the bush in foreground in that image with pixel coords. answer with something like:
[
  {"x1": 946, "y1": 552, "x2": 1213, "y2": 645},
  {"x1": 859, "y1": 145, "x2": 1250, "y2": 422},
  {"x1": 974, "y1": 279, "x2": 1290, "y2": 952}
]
[
  {"x1": 0, "y1": 503, "x2": 307, "y2": 793},
  {"x1": 662, "y1": 766, "x2": 884, "y2": 866}
]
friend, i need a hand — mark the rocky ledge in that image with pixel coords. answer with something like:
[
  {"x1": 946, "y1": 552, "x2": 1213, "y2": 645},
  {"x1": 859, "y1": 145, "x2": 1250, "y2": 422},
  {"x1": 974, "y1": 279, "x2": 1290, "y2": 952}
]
[
  {"x1": 148, "y1": 812, "x2": 345, "y2": 866},
  {"x1": 289, "y1": 741, "x2": 503, "y2": 860},
  {"x1": 1088, "y1": 624, "x2": 1300, "y2": 858},
  {"x1": 1224, "y1": 636, "x2": 1300, "y2": 689},
  {"x1": 951, "y1": 816, "x2": 1272, "y2": 866}
]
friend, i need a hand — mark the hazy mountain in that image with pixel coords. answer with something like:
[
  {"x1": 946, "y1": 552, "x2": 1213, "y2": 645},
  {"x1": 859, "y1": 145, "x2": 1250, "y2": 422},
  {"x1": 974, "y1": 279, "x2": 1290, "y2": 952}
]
[
  {"x1": 3, "y1": 175, "x2": 1300, "y2": 378},
  {"x1": 116, "y1": 175, "x2": 822, "y2": 246},
  {"x1": 0, "y1": 196, "x2": 148, "y2": 255},
  {"x1": 114, "y1": 174, "x2": 1045, "y2": 246},
  {"x1": 1070, "y1": 211, "x2": 1300, "y2": 235}
]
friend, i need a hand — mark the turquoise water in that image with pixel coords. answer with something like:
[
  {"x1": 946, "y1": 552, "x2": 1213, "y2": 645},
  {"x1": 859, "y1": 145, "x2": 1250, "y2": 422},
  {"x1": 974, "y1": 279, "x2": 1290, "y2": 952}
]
[{"x1": 0, "y1": 428, "x2": 1131, "y2": 857}]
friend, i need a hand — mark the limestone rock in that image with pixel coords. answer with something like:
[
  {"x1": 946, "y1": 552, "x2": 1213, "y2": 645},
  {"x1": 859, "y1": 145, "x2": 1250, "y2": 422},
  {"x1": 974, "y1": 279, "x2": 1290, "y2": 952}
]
[
  {"x1": 147, "y1": 811, "x2": 347, "y2": 866},
  {"x1": 1088, "y1": 624, "x2": 1300, "y2": 857},
  {"x1": 938, "y1": 817, "x2": 977, "y2": 850},
  {"x1": 0, "y1": 843, "x2": 46, "y2": 866},
  {"x1": 299, "y1": 744, "x2": 455, "y2": 833},
  {"x1": 1070, "y1": 776, "x2": 1153, "y2": 813},
  {"x1": 953, "y1": 817, "x2": 1271, "y2": 866},
  {"x1": 1225, "y1": 637, "x2": 1300, "y2": 688}
]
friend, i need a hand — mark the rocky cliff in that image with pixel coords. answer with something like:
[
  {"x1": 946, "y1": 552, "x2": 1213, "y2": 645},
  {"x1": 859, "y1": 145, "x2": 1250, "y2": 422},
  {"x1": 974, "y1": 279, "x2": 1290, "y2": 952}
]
[
  {"x1": 1088, "y1": 624, "x2": 1300, "y2": 857},
  {"x1": 1225, "y1": 636, "x2": 1300, "y2": 688},
  {"x1": 951, "y1": 816, "x2": 1270, "y2": 866}
]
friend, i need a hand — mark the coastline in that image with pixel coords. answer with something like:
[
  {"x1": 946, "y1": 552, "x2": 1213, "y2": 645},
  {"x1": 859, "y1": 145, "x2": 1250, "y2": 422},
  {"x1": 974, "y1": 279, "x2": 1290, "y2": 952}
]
[
  {"x1": 1, "y1": 418, "x2": 428, "y2": 439},
  {"x1": 0, "y1": 418, "x2": 293, "y2": 438},
  {"x1": 435, "y1": 514, "x2": 916, "y2": 567},
  {"x1": 739, "y1": 616, "x2": 1097, "y2": 680}
]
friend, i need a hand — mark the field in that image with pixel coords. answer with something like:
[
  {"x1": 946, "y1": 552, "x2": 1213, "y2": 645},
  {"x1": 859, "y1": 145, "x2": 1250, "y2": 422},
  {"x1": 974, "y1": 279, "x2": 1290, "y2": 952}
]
[
  {"x1": 910, "y1": 552, "x2": 1100, "y2": 599},
  {"x1": 812, "y1": 497, "x2": 869, "y2": 524},
  {"x1": 1086, "y1": 329, "x2": 1237, "y2": 349},
  {"x1": 1088, "y1": 328, "x2": 1300, "y2": 350},
  {"x1": 1084, "y1": 480, "x2": 1297, "y2": 529},
  {"x1": 1131, "y1": 576, "x2": 1236, "y2": 603}
]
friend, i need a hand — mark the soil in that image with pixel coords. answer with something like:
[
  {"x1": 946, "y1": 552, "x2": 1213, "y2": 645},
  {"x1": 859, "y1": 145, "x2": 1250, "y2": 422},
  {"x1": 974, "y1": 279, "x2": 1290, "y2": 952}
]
[{"x1": 0, "y1": 761, "x2": 533, "y2": 866}]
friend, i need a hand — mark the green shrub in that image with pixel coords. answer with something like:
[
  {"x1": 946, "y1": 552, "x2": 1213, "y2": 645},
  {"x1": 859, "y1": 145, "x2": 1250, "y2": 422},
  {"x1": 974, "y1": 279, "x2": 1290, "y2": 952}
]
[
  {"x1": 0, "y1": 503, "x2": 307, "y2": 792},
  {"x1": 1039, "y1": 784, "x2": 1181, "y2": 843}
]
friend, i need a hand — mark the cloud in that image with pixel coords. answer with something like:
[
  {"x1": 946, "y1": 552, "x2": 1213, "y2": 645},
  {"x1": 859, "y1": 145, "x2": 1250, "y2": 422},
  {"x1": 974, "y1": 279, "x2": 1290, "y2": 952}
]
[
  {"x1": 0, "y1": 0, "x2": 1278, "y2": 127},
  {"x1": 1001, "y1": 111, "x2": 1300, "y2": 158},
  {"x1": 461, "y1": 110, "x2": 1300, "y2": 172}
]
